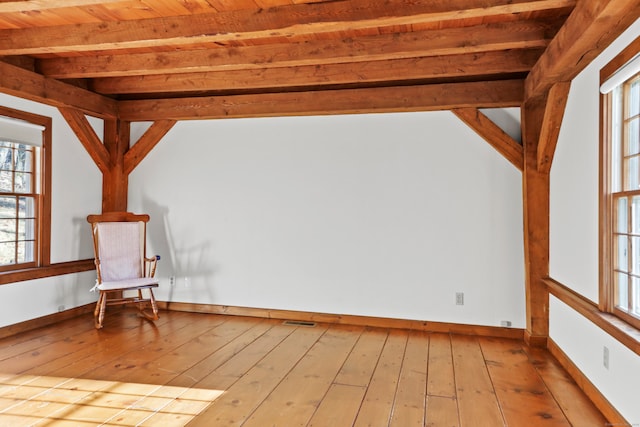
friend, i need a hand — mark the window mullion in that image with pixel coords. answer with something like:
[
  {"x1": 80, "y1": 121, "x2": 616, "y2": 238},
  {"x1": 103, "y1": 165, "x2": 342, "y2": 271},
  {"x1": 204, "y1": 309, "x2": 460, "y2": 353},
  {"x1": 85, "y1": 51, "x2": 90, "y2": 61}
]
[
  {"x1": 627, "y1": 83, "x2": 635, "y2": 313},
  {"x1": 13, "y1": 195, "x2": 18, "y2": 266},
  {"x1": 13, "y1": 147, "x2": 18, "y2": 266},
  {"x1": 629, "y1": 199, "x2": 634, "y2": 312}
]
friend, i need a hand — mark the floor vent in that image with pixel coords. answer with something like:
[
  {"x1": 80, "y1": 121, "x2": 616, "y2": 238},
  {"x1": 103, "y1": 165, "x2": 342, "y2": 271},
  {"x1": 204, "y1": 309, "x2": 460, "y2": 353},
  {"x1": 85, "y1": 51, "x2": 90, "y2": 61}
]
[{"x1": 282, "y1": 320, "x2": 317, "y2": 327}]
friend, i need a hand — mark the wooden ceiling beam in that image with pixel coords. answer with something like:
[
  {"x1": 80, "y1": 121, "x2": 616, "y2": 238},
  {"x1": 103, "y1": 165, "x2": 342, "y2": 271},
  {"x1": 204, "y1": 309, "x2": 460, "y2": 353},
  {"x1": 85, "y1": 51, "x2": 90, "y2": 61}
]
[
  {"x1": 92, "y1": 50, "x2": 540, "y2": 95},
  {"x1": 525, "y1": 0, "x2": 640, "y2": 102},
  {"x1": 117, "y1": 79, "x2": 524, "y2": 122},
  {"x1": 0, "y1": 0, "x2": 574, "y2": 55},
  {"x1": 536, "y1": 81, "x2": 571, "y2": 173},
  {"x1": 38, "y1": 21, "x2": 552, "y2": 79},
  {"x1": 452, "y1": 108, "x2": 524, "y2": 171},
  {"x1": 59, "y1": 107, "x2": 111, "y2": 173},
  {"x1": 0, "y1": 1, "x2": 125, "y2": 13},
  {"x1": 0, "y1": 60, "x2": 117, "y2": 118},
  {"x1": 123, "y1": 120, "x2": 176, "y2": 175}
]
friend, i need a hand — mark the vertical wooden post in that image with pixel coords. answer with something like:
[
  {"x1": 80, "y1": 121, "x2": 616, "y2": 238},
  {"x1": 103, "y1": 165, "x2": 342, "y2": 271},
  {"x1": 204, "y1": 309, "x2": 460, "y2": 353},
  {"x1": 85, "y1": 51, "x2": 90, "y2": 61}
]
[
  {"x1": 60, "y1": 108, "x2": 175, "y2": 214},
  {"x1": 522, "y1": 97, "x2": 550, "y2": 347},
  {"x1": 102, "y1": 119, "x2": 130, "y2": 212}
]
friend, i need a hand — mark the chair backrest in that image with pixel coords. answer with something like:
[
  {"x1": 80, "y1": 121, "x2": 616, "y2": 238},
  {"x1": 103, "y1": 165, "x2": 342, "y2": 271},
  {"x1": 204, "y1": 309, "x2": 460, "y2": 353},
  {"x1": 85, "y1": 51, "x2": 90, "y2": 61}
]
[{"x1": 88, "y1": 212, "x2": 150, "y2": 283}]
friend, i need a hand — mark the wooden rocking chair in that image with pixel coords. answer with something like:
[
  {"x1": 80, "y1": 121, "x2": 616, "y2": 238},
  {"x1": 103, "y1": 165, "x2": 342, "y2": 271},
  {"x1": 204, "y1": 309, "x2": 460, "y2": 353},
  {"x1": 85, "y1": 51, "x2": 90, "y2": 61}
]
[{"x1": 87, "y1": 212, "x2": 160, "y2": 329}]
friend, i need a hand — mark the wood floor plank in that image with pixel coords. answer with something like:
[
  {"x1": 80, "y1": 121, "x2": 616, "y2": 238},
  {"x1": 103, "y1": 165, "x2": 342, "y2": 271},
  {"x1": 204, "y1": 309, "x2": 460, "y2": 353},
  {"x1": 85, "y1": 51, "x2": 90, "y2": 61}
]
[
  {"x1": 524, "y1": 345, "x2": 609, "y2": 427},
  {"x1": 451, "y1": 335, "x2": 504, "y2": 427},
  {"x1": 0, "y1": 318, "x2": 96, "y2": 362},
  {"x1": 0, "y1": 413, "x2": 48, "y2": 427},
  {"x1": 185, "y1": 324, "x2": 328, "y2": 427},
  {"x1": 117, "y1": 316, "x2": 258, "y2": 385},
  {"x1": 168, "y1": 319, "x2": 282, "y2": 388},
  {"x1": 308, "y1": 327, "x2": 388, "y2": 427},
  {"x1": 390, "y1": 330, "x2": 429, "y2": 427},
  {"x1": 138, "y1": 391, "x2": 219, "y2": 427},
  {"x1": 21, "y1": 312, "x2": 175, "y2": 377},
  {"x1": 192, "y1": 322, "x2": 296, "y2": 390},
  {"x1": 91, "y1": 313, "x2": 227, "y2": 384},
  {"x1": 480, "y1": 337, "x2": 569, "y2": 426},
  {"x1": 0, "y1": 327, "x2": 109, "y2": 374},
  {"x1": 427, "y1": 332, "x2": 456, "y2": 398},
  {"x1": 0, "y1": 312, "x2": 118, "y2": 372},
  {"x1": 38, "y1": 311, "x2": 196, "y2": 380},
  {"x1": 243, "y1": 324, "x2": 363, "y2": 426},
  {"x1": 426, "y1": 395, "x2": 460, "y2": 427},
  {"x1": 353, "y1": 329, "x2": 409, "y2": 427},
  {"x1": 307, "y1": 384, "x2": 367, "y2": 427},
  {"x1": 334, "y1": 327, "x2": 388, "y2": 387}
]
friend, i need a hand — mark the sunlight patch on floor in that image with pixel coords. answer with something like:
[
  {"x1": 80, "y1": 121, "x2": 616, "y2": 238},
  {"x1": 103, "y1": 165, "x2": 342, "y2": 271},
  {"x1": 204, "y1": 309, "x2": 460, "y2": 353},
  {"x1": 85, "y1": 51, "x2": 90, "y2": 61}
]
[{"x1": 0, "y1": 373, "x2": 224, "y2": 426}]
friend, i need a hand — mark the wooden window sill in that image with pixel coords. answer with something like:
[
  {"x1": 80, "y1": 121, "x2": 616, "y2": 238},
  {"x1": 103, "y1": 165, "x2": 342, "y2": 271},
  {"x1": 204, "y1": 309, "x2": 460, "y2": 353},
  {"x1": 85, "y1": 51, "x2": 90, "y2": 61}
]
[
  {"x1": 544, "y1": 277, "x2": 640, "y2": 356},
  {"x1": 0, "y1": 259, "x2": 95, "y2": 286}
]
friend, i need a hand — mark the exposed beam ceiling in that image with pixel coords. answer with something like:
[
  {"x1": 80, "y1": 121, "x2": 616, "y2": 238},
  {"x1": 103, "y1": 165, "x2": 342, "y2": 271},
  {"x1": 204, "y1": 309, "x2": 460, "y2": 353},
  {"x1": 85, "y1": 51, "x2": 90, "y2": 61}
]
[
  {"x1": 0, "y1": 0, "x2": 573, "y2": 55},
  {"x1": 525, "y1": 0, "x2": 640, "y2": 100},
  {"x1": 0, "y1": 0, "x2": 637, "y2": 121},
  {"x1": 38, "y1": 21, "x2": 551, "y2": 79}
]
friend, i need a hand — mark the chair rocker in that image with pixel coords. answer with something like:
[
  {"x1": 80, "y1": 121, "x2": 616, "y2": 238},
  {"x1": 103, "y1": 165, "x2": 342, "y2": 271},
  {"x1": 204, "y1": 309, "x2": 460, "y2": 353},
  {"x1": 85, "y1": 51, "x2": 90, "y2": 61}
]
[{"x1": 88, "y1": 212, "x2": 160, "y2": 329}]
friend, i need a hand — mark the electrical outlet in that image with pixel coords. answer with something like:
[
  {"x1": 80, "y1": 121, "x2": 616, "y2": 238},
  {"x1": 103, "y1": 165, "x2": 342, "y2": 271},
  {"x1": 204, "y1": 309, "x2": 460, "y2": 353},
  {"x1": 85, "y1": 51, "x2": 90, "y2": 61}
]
[
  {"x1": 603, "y1": 346, "x2": 609, "y2": 369},
  {"x1": 455, "y1": 292, "x2": 464, "y2": 306},
  {"x1": 500, "y1": 320, "x2": 512, "y2": 327},
  {"x1": 170, "y1": 276, "x2": 175, "y2": 286}
]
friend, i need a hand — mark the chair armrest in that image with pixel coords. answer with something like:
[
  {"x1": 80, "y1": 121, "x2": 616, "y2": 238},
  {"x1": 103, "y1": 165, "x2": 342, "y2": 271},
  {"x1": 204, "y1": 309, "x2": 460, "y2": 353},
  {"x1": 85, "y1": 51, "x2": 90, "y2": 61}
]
[
  {"x1": 144, "y1": 255, "x2": 160, "y2": 278},
  {"x1": 93, "y1": 258, "x2": 103, "y2": 283}
]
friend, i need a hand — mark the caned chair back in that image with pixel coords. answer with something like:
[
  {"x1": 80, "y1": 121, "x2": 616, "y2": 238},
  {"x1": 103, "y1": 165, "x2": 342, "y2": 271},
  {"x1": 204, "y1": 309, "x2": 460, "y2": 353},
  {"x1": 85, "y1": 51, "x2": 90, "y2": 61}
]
[{"x1": 94, "y1": 221, "x2": 145, "y2": 282}]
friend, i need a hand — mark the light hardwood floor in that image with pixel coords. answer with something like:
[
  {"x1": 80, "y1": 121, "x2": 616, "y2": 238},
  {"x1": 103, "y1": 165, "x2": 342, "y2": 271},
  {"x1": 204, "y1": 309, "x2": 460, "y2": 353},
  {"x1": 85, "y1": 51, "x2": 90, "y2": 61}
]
[{"x1": 0, "y1": 309, "x2": 608, "y2": 426}]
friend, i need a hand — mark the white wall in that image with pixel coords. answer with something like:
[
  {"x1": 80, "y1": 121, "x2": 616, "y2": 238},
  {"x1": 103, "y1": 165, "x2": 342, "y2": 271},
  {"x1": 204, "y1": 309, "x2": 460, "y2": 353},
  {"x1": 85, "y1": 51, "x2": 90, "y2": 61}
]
[
  {"x1": 129, "y1": 110, "x2": 526, "y2": 327},
  {"x1": 550, "y1": 297, "x2": 640, "y2": 422},
  {"x1": 0, "y1": 93, "x2": 102, "y2": 327},
  {"x1": 549, "y1": 18, "x2": 640, "y2": 424}
]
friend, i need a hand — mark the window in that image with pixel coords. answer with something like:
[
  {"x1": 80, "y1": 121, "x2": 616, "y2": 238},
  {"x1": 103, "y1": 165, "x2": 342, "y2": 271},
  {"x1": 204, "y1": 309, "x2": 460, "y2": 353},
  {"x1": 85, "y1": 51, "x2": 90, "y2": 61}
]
[
  {"x1": 0, "y1": 141, "x2": 38, "y2": 266},
  {"x1": 601, "y1": 46, "x2": 640, "y2": 328},
  {"x1": 0, "y1": 107, "x2": 51, "y2": 272}
]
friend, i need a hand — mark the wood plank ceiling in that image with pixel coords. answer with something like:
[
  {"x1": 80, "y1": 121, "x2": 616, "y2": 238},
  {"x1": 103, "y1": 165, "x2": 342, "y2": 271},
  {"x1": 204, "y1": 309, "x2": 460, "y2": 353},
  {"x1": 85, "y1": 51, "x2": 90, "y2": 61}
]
[{"x1": 0, "y1": 0, "x2": 576, "y2": 121}]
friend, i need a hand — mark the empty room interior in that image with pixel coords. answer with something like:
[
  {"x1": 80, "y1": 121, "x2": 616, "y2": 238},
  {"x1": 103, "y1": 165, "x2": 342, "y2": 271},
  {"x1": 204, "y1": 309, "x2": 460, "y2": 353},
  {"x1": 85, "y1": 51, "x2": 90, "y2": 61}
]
[{"x1": 0, "y1": 1, "x2": 639, "y2": 426}]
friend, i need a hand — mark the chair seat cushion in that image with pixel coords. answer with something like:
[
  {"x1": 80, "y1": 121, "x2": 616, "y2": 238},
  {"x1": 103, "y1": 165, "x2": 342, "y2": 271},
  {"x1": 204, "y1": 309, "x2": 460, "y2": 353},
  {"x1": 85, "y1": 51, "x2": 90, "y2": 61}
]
[{"x1": 98, "y1": 277, "x2": 159, "y2": 291}]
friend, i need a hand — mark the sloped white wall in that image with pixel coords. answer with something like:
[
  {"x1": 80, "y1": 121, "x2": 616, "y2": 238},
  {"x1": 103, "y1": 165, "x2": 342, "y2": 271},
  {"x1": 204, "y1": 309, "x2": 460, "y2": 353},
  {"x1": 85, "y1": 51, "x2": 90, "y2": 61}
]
[
  {"x1": 0, "y1": 93, "x2": 101, "y2": 327},
  {"x1": 129, "y1": 110, "x2": 525, "y2": 327},
  {"x1": 549, "y1": 17, "x2": 640, "y2": 424}
]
